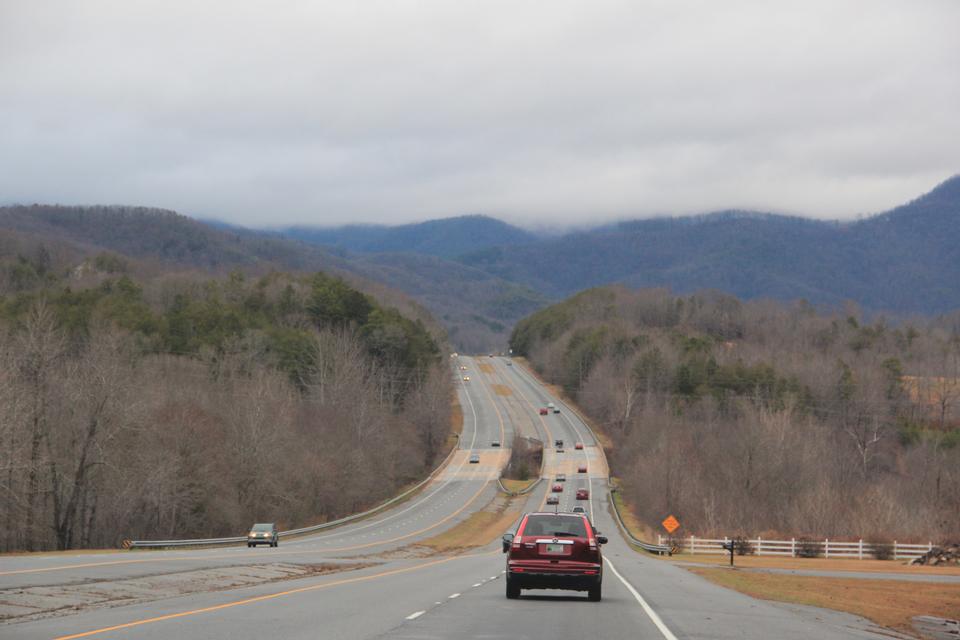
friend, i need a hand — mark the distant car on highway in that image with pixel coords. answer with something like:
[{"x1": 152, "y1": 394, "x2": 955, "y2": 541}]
[
  {"x1": 552, "y1": 483, "x2": 563, "y2": 492},
  {"x1": 462, "y1": 376, "x2": 470, "y2": 381},
  {"x1": 539, "y1": 408, "x2": 548, "y2": 415},
  {"x1": 578, "y1": 464, "x2": 588, "y2": 473},
  {"x1": 555, "y1": 473, "x2": 566, "y2": 481},
  {"x1": 576, "y1": 488, "x2": 589, "y2": 500},
  {"x1": 554, "y1": 439, "x2": 563, "y2": 447},
  {"x1": 506, "y1": 361, "x2": 512, "y2": 366},
  {"x1": 469, "y1": 453, "x2": 480, "y2": 463},
  {"x1": 247, "y1": 523, "x2": 278, "y2": 547},
  {"x1": 547, "y1": 402, "x2": 556, "y2": 412},
  {"x1": 575, "y1": 442, "x2": 584, "y2": 450},
  {"x1": 460, "y1": 365, "x2": 467, "y2": 370},
  {"x1": 556, "y1": 446, "x2": 564, "y2": 453},
  {"x1": 491, "y1": 440, "x2": 501, "y2": 447},
  {"x1": 546, "y1": 495, "x2": 560, "y2": 505},
  {"x1": 572, "y1": 506, "x2": 586, "y2": 514},
  {"x1": 502, "y1": 511, "x2": 606, "y2": 600}
]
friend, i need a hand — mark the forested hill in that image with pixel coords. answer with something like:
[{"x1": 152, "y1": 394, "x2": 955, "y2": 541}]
[
  {"x1": 0, "y1": 204, "x2": 350, "y2": 272},
  {"x1": 0, "y1": 205, "x2": 541, "y2": 351},
  {"x1": 510, "y1": 286, "x2": 960, "y2": 540},
  {"x1": 460, "y1": 175, "x2": 960, "y2": 315},
  {"x1": 281, "y1": 214, "x2": 537, "y2": 259},
  {"x1": 0, "y1": 234, "x2": 450, "y2": 551}
]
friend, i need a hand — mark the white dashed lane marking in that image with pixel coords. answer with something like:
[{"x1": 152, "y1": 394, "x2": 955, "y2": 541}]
[
  {"x1": 448, "y1": 593, "x2": 461, "y2": 599},
  {"x1": 406, "y1": 611, "x2": 425, "y2": 620}
]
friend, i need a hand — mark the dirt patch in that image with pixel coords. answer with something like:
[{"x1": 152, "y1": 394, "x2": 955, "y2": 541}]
[
  {"x1": 478, "y1": 363, "x2": 495, "y2": 374},
  {"x1": 690, "y1": 567, "x2": 960, "y2": 637},
  {"x1": 670, "y1": 554, "x2": 960, "y2": 576},
  {"x1": 492, "y1": 384, "x2": 512, "y2": 396},
  {"x1": 0, "y1": 562, "x2": 371, "y2": 624}
]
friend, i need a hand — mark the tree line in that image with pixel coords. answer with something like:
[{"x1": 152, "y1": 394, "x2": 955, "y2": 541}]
[
  {"x1": 511, "y1": 286, "x2": 960, "y2": 541},
  {"x1": 0, "y1": 264, "x2": 451, "y2": 551}
]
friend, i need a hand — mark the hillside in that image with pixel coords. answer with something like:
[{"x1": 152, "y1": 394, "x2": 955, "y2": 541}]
[
  {"x1": 511, "y1": 286, "x2": 960, "y2": 539},
  {"x1": 0, "y1": 237, "x2": 451, "y2": 551},
  {"x1": 0, "y1": 205, "x2": 538, "y2": 351},
  {"x1": 281, "y1": 214, "x2": 537, "y2": 259},
  {"x1": 459, "y1": 176, "x2": 960, "y2": 315}
]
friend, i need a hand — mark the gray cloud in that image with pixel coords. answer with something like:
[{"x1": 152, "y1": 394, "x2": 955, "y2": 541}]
[{"x1": 1, "y1": 0, "x2": 958, "y2": 227}]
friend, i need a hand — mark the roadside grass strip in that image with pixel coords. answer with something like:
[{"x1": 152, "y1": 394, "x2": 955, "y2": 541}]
[
  {"x1": 416, "y1": 497, "x2": 521, "y2": 553},
  {"x1": 690, "y1": 567, "x2": 960, "y2": 637},
  {"x1": 669, "y1": 553, "x2": 960, "y2": 575}
]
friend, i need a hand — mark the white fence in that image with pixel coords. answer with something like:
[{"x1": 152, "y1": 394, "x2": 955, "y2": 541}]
[{"x1": 657, "y1": 535, "x2": 934, "y2": 561}]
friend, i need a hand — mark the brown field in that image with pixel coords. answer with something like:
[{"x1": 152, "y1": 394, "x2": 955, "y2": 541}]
[
  {"x1": 492, "y1": 384, "x2": 512, "y2": 396},
  {"x1": 669, "y1": 553, "x2": 960, "y2": 575},
  {"x1": 691, "y1": 567, "x2": 960, "y2": 636},
  {"x1": 478, "y1": 363, "x2": 495, "y2": 374}
]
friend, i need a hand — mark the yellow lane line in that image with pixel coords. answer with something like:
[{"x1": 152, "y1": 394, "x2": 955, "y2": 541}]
[
  {"x1": 0, "y1": 556, "x2": 221, "y2": 577},
  {"x1": 55, "y1": 551, "x2": 499, "y2": 640}
]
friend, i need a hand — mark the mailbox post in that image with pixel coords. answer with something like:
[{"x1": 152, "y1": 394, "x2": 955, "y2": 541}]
[{"x1": 721, "y1": 539, "x2": 735, "y2": 567}]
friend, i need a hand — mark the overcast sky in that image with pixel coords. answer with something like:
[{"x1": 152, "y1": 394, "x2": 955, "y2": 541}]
[{"x1": 1, "y1": 1, "x2": 958, "y2": 228}]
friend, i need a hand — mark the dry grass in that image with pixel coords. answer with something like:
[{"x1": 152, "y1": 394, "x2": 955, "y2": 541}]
[
  {"x1": 450, "y1": 395, "x2": 464, "y2": 437},
  {"x1": 691, "y1": 567, "x2": 960, "y2": 636},
  {"x1": 492, "y1": 384, "x2": 513, "y2": 396},
  {"x1": 478, "y1": 363, "x2": 495, "y2": 374},
  {"x1": 670, "y1": 553, "x2": 960, "y2": 575},
  {"x1": 610, "y1": 486, "x2": 659, "y2": 542},
  {"x1": 418, "y1": 508, "x2": 520, "y2": 553},
  {"x1": 501, "y1": 478, "x2": 537, "y2": 493}
]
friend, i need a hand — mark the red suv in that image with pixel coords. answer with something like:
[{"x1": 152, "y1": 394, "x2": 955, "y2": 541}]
[{"x1": 502, "y1": 512, "x2": 607, "y2": 601}]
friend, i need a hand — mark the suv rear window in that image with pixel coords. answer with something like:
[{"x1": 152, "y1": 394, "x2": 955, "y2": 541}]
[
  {"x1": 521, "y1": 515, "x2": 587, "y2": 537},
  {"x1": 251, "y1": 523, "x2": 274, "y2": 531}
]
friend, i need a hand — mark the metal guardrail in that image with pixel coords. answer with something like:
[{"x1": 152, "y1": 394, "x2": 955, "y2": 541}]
[
  {"x1": 124, "y1": 435, "x2": 462, "y2": 549},
  {"x1": 609, "y1": 488, "x2": 671, "y2": 555}
]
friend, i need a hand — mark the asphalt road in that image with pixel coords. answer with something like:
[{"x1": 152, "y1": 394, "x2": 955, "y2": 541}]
[{"x1": 2, "y1": 356, "x2": 903, "y2": 639}]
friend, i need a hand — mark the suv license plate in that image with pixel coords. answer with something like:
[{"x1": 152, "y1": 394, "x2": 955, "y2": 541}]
[{"x1": 544, "y1": 544, "x2": 566, "y2": 554}]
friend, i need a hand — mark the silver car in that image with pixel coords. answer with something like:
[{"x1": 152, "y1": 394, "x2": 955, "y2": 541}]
[{"x1": 247, "y1": 523, "x2": 278, "y2": 547}]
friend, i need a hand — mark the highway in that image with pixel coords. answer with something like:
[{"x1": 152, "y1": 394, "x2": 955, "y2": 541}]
[{"x1": 1, "y1": 356, "x2": 895, "y2": 639}]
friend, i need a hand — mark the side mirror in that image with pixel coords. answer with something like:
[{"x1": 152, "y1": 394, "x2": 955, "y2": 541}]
[
  {"x1": 597, "y1": 535, "x2": 608, "y2": 545},
  {"x1": 502, "y1": 533, "x2": 514, "y2": 553}
]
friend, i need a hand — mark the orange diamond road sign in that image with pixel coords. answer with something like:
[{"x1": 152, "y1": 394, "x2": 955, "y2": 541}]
[{"x1": 662, "y1": 515, "x2": 680, "y2": 534}]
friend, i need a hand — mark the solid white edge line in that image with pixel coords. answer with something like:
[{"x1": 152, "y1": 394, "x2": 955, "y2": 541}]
[
  {"x1": 406, "y1": 611, "x2": 425, "y2": 620},
  {"x1": 605, "y1": 557, "x2": 679, "y2": 640}
]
